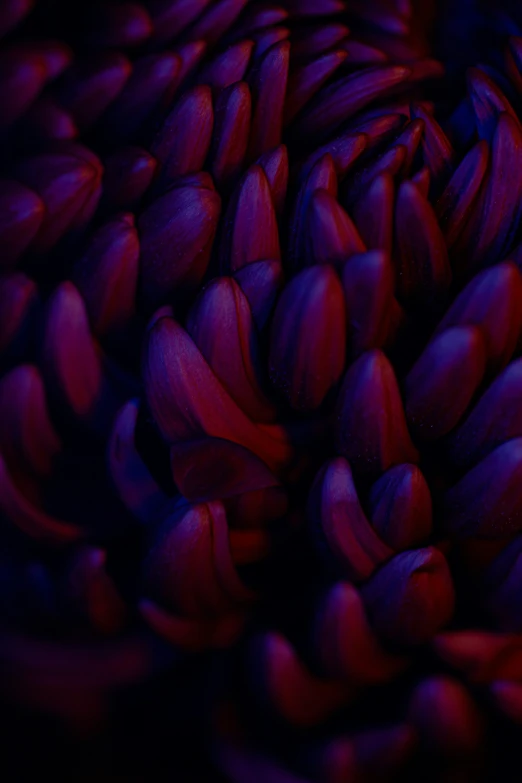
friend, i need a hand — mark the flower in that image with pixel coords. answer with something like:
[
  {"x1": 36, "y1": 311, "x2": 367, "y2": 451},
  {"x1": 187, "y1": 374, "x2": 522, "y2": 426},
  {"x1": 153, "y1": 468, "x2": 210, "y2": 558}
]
[{"x1": 4, "y1": 1, "x2": 522, "y2": 781}]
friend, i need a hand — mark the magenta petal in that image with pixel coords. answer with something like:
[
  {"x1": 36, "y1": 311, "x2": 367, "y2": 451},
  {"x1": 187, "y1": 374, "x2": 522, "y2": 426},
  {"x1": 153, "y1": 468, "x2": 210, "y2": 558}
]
[
  {"x1": 210, "y1": 81, "x2": 251, "y2": 190},
  {"x1": 0, "y1": 453, "x2": 82, "y2": 543},
  {"x1": 432, "y1": 262, "x2": 522, "y2": 373},
  {"x1": 308, "y1": 457, "x2": 392, "y2": 582},
  {"x1": 394, "y1": 179, "x2": 452, "y2": 304},
  {"x1": 269, "y1": 265, "x2": 346, "y2": 411},
  {"x1": 361, "y1": 547, "x2": 455, "y2": 646},
  {"x1": 443, "y1": 439, "x2": 522, "y2": 538},
  {"x1": 435, "y1": 140, "x2": 489, "y2": 249},
  {"x1": 97, "y1": 53, "x2": 181, "y2": 144},
  {"x1": 352, "y1": 174, "x2": 394, "y2": 255},
  {"x1": 449, "y1": 358, "x2": 522, "y2": 470},
  {"x1": 108, "y1": 399, "x2": 168, "y2": 525},
  {"x1": 303, "y1": 189, "x2": 366, "y2": 268},
  {"x1": 151, "y1": 85, "x2": 214, "y2": 185},
  {"x1": 408, "y1": 676, "x2": 484, "y2": 754},
  {"x1": 73, "y1": 213, "x2": 139, "y2": 337},
  {"x1": 143, "y1": 500, "x2": 254, "y2": 617},
  {"x1": 101, "y1": 145, "x2": 157, "y2": 213},
  {"x1": 0, "y1": 180, "x2": 44, "y2": 267},
  {"x1": 57, "y1": 52, "x2": 132, "y2": 132},
  {"x1": 233, "y1": 258, "x2": 283, "y2": 331},
  {"x1": 0, "y1": 364, "x2": 61, "y2": 479},
  {"x1": 186, "y1": 276, "x2": 275, "y2": 422},
  {"x1": 256, "y1": 145, "x2": 288, "y2": 217},
  {"x1": 220, "y1": 164, "x2": 280, "y2": 272},
  {"x1": 315, "y1": 581, "x2": 407, "y2": 683},
  {"x1": 298, "y1": 65, "x2": 411, "y2": 141},
  {"x1": 147, "y1": 0, "x2": 212, "y2": 44},
  {"x1": 143, "y1": 315, "x2": 292, "y2": 472},
  {"x1": 15, "y1": 149, "x2": 102, "y2": 253},
  {"x1": 248, "y1": 40, "x2": 290, "y2": 161},
  {"x1": 369, "y1": 463, "x2": 432, "y2": 550},
  {"x1": 404, "y1": 326, "x2": 486, "y2": 441},
  {"x1": 335, "y1": 350, "x2": 418, "y2": 477},
  {"x1": 284, "y1": 50, "x2": 347, "y2": 126},
  {"x1": 342, "y1": 250, "x2": 397, "y2": 356},
  {"x1": 0, "y1": 272, "x2": 39, "y2": 360},
  {"x1": 139, "y1": 176, "x2": 221, "y2": 308},
  {"x1": 198, "y1": 40, "x2": 253, "y2": 93}
]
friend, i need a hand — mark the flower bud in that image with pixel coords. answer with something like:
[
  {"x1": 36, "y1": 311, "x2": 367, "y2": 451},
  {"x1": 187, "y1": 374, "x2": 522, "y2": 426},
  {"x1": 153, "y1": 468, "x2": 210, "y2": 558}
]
[{"x1": 269, "y1": 265, "x2": 346, "y2": 411}]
